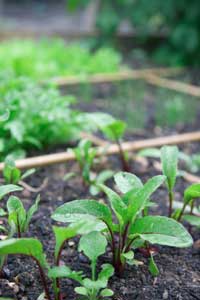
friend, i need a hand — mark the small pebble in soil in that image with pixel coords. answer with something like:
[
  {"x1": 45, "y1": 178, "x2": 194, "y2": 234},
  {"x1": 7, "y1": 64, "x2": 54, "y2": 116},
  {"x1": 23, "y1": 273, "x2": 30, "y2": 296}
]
[
  {"x1": 162, "y1": 289, "x2": 169, "y2": 299},
  {"x1": 78, "y1": 253, "x2": 88, "y2": 263}
]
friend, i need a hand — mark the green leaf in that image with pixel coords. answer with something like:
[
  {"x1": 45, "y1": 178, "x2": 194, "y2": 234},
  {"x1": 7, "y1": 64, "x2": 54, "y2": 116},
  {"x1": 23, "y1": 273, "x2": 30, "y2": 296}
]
[
  {"x1": 138, "y1": 148, "x2": 161, "y2": 158},
  {"x1": 0, "y1": 184, "x2": 23, "y2": 200},
  {"x1": 48, "y1": 266, "x2": 83, "y2": 283},
  {"x1": 21, "y1": 168, "x2": 36, "y2": 180},
  {"x1": 74, "y1": 287, "x2": 88, "y2": 296},
  {"x1": 182, "y1": 215, "x2": 200, "y2": 227},
  {"x1": 53, "y1": 222, "x2": 86, "y2": 260},
  {"x1": 0, "y1": 208, "x2": 7, "y2": 217},
  {"x1": 127, "y1": 175, "x2": 166, "y2": 219},
  {"x1": 0, "y1": 238, "x2": 48, "y2": 268},
  {"x1": 101, "y1": 120, "x2": 126, "y2": 141},
  {"x1": 114, "y1": 172, "x2": 143, "y2": 193},
  {"x1": 0, "y1": 109, "x2": 10, "y2": 122},
  {"x1": 98, "y1": 263, "x2": 114, "y2": 282},
  {"x1": 161, "y1": 146, "x2": 178, "y2": 191},
  {"x1": 7, "y1": 196, "x2": 26, "y2": 232},
  {"x1": 52, "y1": 199, "x2": 112, "y2": 227},
  {"x1": 100, "y1": 288, "x2": 114, "y2": 297},
  {"x1": 37, "y1": 293, "x2": 45, "y2": 300},
  {"x1": 121, "y1": 250, "x2": 134, "y2": 260},
  {"x1": 130, "y1": 216, "x2": 193, "y2": 248},
  {"x1": 25, "y1": 195, "x2": 40, "y2": 230},
  {"x1": 184, "y1": 183, "x2": 200, "y2": 204},
  {"x1": 63, "y1": 172, "x2": 76, "y2": 182},
  {"x1": 149, "y1": 254, "x2": 159, "y2": 276},
  {"x1": 79, "y1": 231, "x2": 107, "y2": 262},
  {"x1": 99, "y1": 184, "x2": 127, "y2": 224},
  {"x1": 3, "y1": 159, "x2": 21, "y2": 184}
]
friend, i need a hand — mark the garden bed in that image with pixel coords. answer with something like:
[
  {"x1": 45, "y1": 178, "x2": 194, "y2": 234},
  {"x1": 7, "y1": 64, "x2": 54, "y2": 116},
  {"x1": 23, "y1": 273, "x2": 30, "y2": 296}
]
[{"x1": 0, "y1": 123, "x2": 200, "y2": 299}]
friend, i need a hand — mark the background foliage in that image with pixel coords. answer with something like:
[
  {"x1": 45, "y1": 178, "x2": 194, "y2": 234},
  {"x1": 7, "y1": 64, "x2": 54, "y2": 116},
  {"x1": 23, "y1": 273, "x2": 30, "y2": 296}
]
[
  {"x1": 0, "y1": 76, "x2": 82, "y2": 160},
  {"x1": 68, "y1": 0, "x2": 200, "y2": 65}
]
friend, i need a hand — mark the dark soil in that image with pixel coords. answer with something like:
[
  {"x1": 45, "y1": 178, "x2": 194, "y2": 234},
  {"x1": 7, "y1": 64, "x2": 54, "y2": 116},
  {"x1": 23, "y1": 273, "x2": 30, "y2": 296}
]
[{"x1": 0, "y1": 125, "x2": 200, "y2": 300}]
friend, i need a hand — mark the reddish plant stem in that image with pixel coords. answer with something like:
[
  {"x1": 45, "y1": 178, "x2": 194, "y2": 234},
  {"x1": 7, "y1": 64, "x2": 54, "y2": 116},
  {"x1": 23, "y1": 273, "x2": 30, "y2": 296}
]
[
  {"x1": 103, "y1": 221, "x2": 116, "y2": 266},
  {"x1": 31, "y1": 256, "x2": 51, "y2": 300},
  {"x1": 122, "y1": 223, "x2": 130, "y2": 250},
  {"x1": 17, "y1": 215, "x2": 21, "y2": 238},
  {"x1": 116, "y1": 139, "x2": 130, "y2": 172},
  {"x1": 55, "y1": 240, "x2": 67, "y2": 300},
  {"x1": 168, "y1": 190, "x2": 174, "y2": 217}
]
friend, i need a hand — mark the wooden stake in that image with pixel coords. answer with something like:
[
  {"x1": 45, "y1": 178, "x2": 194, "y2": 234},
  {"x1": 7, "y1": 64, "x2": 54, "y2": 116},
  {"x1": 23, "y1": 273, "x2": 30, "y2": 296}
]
[
  {"x1": 0, "y1": 131, "x2": 200, "y2": 171},
  {"x1": 50, "y1": 67, "x2": 183, "y2": 87}
]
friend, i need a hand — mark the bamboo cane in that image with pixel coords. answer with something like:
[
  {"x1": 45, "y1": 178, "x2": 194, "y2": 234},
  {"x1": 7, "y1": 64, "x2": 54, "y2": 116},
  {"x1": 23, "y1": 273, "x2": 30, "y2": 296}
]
[
  {"x1": 50, "y1": 67, "x2": 183, "y2": 86},
  {"x1": 0, "y1": 131, "x2": 200, "y2": 171}
]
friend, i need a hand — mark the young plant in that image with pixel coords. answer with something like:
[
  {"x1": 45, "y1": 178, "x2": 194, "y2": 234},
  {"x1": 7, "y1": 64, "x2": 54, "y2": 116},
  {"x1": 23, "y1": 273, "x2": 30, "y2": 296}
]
[
  {"x1": 71, "y1": 139, "x2": 97, "y2": 186},
  {"x1": 176, "y1": 183, "x2": 200, "y2": 226},
  {"x1": 161, "y1": 146, "x2": 179, "y2": 217},
  {"x1": 84, "y1": 113, "x2": 130, "y2": 172},
  {"x1": 68, "y1": 139, "x2": 113, "y2": 194},
  {"x1": 100, "y1": 119, "x2": 130, "y2": 172},
  {"x1": 7, "y1": 195, "x2": 40, "y2": 238},
  {"x1": 49, "y1": 231, "x2": 114, "y2": 300},
  {"x1": 0, "y1": 183, "x2": 23, "y2": 228},
  {"x1": 3, "y1": 158, "x2": 35, "y2": 185},
  {"x1": 0, "y1": 221, "x2": 110, "y2": 300},
  {"x1": 52, "y1": 171, "x2": 193, "y2": 276}
]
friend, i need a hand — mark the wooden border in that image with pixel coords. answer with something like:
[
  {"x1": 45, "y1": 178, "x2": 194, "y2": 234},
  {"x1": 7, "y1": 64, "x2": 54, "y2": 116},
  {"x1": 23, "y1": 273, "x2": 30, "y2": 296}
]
[{"x1": 0, "y1": 131, "x2": 200, "y2": 171}]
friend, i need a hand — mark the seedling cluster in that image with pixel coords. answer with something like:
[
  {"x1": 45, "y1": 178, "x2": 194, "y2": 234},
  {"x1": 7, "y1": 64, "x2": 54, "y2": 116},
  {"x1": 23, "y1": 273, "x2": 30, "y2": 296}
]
[{"x1": 0, "y1": 143, "x2": 199, "y2": 299}]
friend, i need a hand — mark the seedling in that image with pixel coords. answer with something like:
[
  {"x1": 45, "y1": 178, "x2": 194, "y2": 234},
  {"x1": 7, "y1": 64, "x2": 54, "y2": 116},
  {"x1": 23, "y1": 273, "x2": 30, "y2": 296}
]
[
  {"x1": 3, "y1": 158, "x2": 35, "y2": 185},
  {"x1": 49, "y1": 231, "x2": 114, "y2": 300},
  {"x1": 7, "y1": 195, "x2": 40, "y2": 238},
  {"x1": 0, "y1": 183, "x2": 23, "y2": 228},
  {"x1": 84, "y1": 113, "x2": 130, "y2": 172},
  {"x1": 0, "y1": 221, "x2": 110, "y2": 300},
  {"x1": 52, "y1": 171, "x2": 193, "y2": 276},
  {"x1": 160, "y1": 146, "x2": 179, "y2": 217},
  {"x1": 71, "y1": 139, "x2": 97, "y2": 186},
  {"x1": 176, "y1": 183, "x2": 200, "y2": 226},
  {"x1": 68, "y1": 139, "x2": 113, "y2": 194},
  {"x1": 100, "y1": 119, "x2": 130, "y2": 172}
]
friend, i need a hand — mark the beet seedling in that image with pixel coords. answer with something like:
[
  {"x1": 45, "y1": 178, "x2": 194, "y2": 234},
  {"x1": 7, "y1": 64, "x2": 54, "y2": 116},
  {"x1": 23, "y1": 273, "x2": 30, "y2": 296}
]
[
  {"x1": 176, "y1": 183, "x2": 200, "y2": 226},
  {"x1": 100, "y1": 119, "x2": 130, "y2": 172},
  {"x1": 52, "y1": 171, "x2": 193, "y2": 276},
  {"x1": 160, "y1": 146, "x2": 179, "y2": 217},
  {"x1": 0, "y1": 222, "x2": 111, "y2": 300},
  {"x1": 7, "y1": 195, "x2": 40, "y2": 238},
  {"x1": 49, "y1": 231, "x2": 114, "y2": 300},
  {"x1": 68, "y1": 139, "x2": 113, "y2": 195},
  {"x1": 3, "y1": 158, "x2": 35, "y2": 185}
]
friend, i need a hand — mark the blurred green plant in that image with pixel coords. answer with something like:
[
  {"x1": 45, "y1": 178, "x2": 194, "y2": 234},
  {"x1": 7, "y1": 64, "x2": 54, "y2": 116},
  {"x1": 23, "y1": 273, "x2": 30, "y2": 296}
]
[
  {"x1": 0, "y1": 76, "x2": 83, "y2": 160},
  {"x1": 0, "y1": 39, "x2": 122, "y2": 80},
  {"x1": 67, "y1": 0, "x2": 200, "y2": 65}
]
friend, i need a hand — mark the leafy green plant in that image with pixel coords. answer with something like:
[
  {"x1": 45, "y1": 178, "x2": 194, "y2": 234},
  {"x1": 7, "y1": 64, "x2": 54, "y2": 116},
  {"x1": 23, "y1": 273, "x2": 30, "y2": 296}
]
[
  {"x1": 52, "y1": 171, "x2": 193, "y2": 275},
  {"x1": 0, "y1": 39, "x2": 122, "y2": 80},
  {"x1": 69, "y1": 139, "x2": 113, "y2": 194},
  {"x1": 68, "y1": 0, "x2": 200, "y2": 65},
  {"x1": 3, "y1": 158, "x2": 35, "y2": 185},
  {"x1": 0, "y1": 219, "x2": 112, "y2": 300},
  {"x1": 84, "y1": 113, "x2": 130, "y2": 172},
  {"x1": 0, "y1": 76, "x2": 84, "y2": 160},
  {"x1": 49, "y1": 231, "x2": 114, "y2": 300}
]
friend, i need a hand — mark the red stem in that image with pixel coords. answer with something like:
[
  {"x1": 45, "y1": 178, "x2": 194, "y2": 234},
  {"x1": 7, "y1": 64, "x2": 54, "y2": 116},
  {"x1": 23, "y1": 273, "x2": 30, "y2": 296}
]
[
  {"x1": 31, "y1": 256, "x2": 51, "y2": 300},
  {"x1": 116, "y1": 139, "x2": 130, "y2": 172}
]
